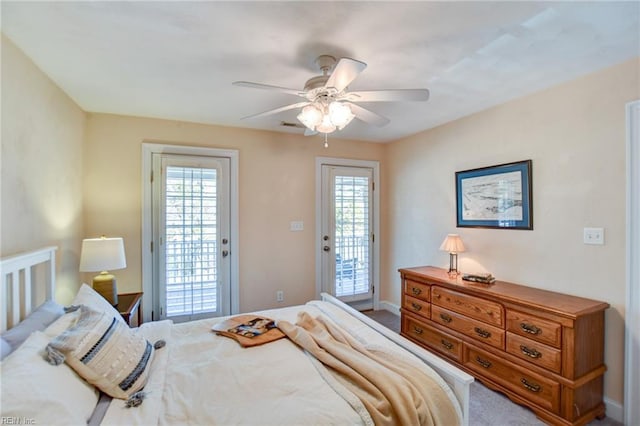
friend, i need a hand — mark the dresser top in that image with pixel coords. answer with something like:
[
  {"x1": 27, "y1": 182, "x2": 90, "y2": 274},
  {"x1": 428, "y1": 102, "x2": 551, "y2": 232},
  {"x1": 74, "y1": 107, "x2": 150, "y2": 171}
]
[{"x1": 399, "y1": 266, "x2": 609, "y2": 318}]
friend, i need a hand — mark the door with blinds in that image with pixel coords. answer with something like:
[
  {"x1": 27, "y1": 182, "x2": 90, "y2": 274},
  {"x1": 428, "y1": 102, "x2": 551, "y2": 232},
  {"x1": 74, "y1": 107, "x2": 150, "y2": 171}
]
[
  {"x1": 152, "y1": 154, "x2": 230, "y2": 322},
  {"x1": 320, "y1": 165, "x2": 374, "y2": 306}
]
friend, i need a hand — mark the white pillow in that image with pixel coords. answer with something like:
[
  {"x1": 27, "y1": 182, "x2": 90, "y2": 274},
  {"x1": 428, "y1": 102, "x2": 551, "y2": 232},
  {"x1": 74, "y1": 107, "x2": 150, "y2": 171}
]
[
  {"x1": 43, "y1": 309, "x2": 81, "y2": 339},
  {"x1": 47, "y1": 305, "x2": 154, "y2": 399},
  {"x1": 43, "y1": 284, "x2": 125, "y2": 339},
  {"x1": 0, "y1": 331, "x2": 99, "y2": 424},
  {"x1": 73, "y1": 283, "x2": 125, "y2": 324}
]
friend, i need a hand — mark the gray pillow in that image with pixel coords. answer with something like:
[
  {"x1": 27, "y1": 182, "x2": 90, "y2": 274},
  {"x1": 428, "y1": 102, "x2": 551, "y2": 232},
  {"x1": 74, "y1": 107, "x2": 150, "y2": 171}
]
[
  {"x1": 0, "y1": 337, "x2": 11, "y2": 360},
  {"x1": 1, "y1": 300, "x2": 64, "y2": 357}
]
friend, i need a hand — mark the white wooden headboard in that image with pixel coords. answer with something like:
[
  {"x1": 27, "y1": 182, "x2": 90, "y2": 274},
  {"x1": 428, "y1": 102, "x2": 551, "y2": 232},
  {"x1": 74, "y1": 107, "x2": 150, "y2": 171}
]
[{"x1": 0, "y1": 246, "x2": 57, "y2": 332}]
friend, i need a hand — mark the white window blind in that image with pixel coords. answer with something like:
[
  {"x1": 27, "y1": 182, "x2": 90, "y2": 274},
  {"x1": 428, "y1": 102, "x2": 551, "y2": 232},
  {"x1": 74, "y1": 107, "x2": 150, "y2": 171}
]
[
  {"x1": 165, "y1": 166, "x2": 218, "y2": 316},
  {"x1": 334, "y1": 175, "x2": 370, "y2": 297}
]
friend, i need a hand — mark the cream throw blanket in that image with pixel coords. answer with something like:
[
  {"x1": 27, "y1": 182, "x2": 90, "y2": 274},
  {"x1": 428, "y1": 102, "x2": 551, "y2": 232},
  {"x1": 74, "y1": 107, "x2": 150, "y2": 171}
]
[{"x1": 278, "y1": 312, "x2": 460, "y2": 426}]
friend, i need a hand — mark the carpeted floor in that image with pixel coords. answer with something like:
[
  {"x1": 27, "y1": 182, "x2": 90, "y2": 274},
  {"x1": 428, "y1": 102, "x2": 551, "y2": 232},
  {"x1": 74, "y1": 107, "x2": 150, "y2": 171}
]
[{"x1": 362, "y1": 309, "x2": 620, "y2": 426}]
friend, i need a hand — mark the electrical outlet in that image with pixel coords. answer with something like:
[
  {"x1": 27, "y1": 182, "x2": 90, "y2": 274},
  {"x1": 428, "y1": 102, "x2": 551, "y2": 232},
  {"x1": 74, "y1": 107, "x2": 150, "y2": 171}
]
[
  {"x1": 276, "y1": 290, "x2": 284, "y2": 302},
  {"x1": 583, "y1": 227, "x2": 604, "y2": 245}
]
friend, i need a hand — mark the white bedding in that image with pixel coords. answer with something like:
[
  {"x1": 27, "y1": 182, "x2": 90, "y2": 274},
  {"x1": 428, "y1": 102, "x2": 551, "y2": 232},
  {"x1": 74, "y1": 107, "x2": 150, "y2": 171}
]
[{"x1": 100, "y1": 301, "x2": 462, "y2": 425}]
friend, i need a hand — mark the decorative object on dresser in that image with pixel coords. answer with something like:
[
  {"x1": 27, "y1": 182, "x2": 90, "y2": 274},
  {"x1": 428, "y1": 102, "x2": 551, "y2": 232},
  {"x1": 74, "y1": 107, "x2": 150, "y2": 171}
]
[
  {"x1": 400, "y1": 266, "x2": 609, "y2": 426},
  {"x1": 439, "y1": 234, "x2": 466, "y2": 276},
  {"x1": 79, "y1": 236, "x2": 127, "y2": 306},
  {"x1": 456, "y1": 160, "x2": 533, "y2": 230},
  {"x1": 462, "y1": 272, "x2": 495, "y2": 285}
]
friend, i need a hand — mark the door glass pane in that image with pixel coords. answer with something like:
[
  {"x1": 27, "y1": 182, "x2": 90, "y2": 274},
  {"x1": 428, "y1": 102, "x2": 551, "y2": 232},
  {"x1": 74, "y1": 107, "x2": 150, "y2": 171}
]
[
  {"x1": 334, "y1": 175, "x2": 370, "y2": 297},
  {"x1": 165, "y1": 166, "x2": 218, "y2": 317}
]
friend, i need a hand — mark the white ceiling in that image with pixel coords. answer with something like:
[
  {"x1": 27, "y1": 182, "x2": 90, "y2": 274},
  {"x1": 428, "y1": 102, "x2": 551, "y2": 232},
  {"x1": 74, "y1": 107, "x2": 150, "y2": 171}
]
[{"x1": 2, "y1": 1, "x2": 638, "y2": 142}]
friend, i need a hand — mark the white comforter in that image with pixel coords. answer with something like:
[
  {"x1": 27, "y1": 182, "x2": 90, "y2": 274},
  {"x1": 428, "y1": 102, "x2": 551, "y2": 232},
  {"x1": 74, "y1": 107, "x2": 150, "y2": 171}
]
[{"x1": 100, "y1": 301, "x2": 462, "y2": 425}]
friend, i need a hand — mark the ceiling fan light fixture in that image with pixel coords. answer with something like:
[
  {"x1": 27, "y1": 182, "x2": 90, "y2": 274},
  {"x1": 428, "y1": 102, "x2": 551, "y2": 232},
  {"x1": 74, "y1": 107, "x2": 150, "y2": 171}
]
[
  {"x1": 297, "y1": 104, "x2": 323, "y2": 130},
  {"x1": 328, "y1": 101, "x2": 355, "y2": 130},
  {"x1": 316, "y1": 113, "x2": 337, "y2": 134}
]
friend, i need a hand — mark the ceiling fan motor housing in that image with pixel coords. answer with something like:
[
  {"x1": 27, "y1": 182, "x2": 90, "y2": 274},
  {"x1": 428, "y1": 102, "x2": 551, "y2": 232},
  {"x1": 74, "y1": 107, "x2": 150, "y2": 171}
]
[
  {"x1": 304, "y1": 75, "x2": 331, "y2": 93},
  {"x1": 315, "y1": 55, "x2": 337, "y2": 74},
  {"x1": 304, "y1": 55, "x2": 340, "y2": 96}
]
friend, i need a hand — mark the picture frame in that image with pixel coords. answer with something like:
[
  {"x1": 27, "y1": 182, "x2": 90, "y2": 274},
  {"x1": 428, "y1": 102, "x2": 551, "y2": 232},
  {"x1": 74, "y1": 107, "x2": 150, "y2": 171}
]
[{"x1": 456, "y1": 160, "x2": 532, "y2": 230}]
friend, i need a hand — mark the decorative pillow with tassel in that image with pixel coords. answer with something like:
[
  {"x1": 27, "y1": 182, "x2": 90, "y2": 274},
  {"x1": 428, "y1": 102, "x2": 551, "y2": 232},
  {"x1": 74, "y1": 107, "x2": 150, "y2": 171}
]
[{"x1": 45, "y1": 304, "x2": 162, "y2": 402}]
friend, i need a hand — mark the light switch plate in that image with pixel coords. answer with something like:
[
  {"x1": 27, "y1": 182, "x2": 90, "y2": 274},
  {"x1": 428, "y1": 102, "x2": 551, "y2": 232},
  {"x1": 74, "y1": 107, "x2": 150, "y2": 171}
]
[
  {"x1": 583, "y1": 227, "x2": 604, "y2": 245},
  {"x1": 290, "y1": 221, "x2": 304, "y2": 231}
]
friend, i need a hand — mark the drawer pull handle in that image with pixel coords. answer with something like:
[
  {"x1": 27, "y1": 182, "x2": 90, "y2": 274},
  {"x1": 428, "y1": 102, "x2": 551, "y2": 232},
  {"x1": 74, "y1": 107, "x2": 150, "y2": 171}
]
[
  {"x1": 411, "y1": 287, "x2": 422, "y2": 296},
  {"x1": 474, "y1": 327, "x2": 491, "y2": 339},
  {"x1": 520, "y1": 378, "x2": 541, "y2": 393},
  {"x1": 520, "y1": 323, "x2": 542, "y2": 335},
  {"x1": 441, "y1": 339, "x2": 454, "y2": 350},
  {"x1": 413, "y1": 326, "x2": 424, "y2": 335},
  {"x1": 475, "y1": 356, "x2": 492, "y2": 369},
  {"x1": 411, "y1": 302, "x2": 422, "y2": 311},
  {"x1": 520, "y1": 345, "x2": 542, "y2": 359},
  {"x1": 439, "y1": 313, "x2": 452, "y2": 323}
]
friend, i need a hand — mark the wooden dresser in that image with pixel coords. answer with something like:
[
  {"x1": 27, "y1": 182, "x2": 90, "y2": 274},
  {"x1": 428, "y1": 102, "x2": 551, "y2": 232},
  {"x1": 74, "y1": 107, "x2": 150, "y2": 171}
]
[{"x1": 399, "y1": 266, "x2": 609, "y2": 426}]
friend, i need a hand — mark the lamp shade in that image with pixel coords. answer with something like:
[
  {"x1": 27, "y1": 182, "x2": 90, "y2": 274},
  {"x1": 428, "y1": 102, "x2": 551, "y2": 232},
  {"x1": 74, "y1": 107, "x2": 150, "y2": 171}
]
[
  {"x1": 328, "y1": 101, "x2": 355, "y2": 129},
  {"x1": 297, "y1": 104, "x2": 323, "y2": 130},
  {"x1": 79, "y1": 237, "x2": 126, "y2": 272},
  {"x1": 439, "y1": 234, "x2": 466, "y2": 254}
]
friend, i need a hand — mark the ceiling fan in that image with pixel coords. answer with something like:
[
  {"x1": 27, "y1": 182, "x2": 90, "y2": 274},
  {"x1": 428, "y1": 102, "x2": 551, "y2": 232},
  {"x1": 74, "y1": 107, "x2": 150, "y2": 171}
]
[{"x1": 233, "y1": 55, "x2": 430, "y2": 139}]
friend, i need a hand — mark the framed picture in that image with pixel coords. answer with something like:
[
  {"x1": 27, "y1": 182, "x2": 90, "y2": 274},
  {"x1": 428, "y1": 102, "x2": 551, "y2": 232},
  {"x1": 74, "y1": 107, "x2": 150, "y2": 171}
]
[{"x1": 456, "y1": 160, "x2": 532, "y2": 230}]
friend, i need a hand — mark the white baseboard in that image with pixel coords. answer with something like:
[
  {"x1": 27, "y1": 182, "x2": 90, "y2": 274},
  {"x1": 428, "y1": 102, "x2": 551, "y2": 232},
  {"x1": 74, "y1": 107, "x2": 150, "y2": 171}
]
[
  {"x1": 378, "y1": 300, "x2": 400, "y2": 315},
  {"x1": 604, "y1": 397, "x2": 623, "y2": 423}
]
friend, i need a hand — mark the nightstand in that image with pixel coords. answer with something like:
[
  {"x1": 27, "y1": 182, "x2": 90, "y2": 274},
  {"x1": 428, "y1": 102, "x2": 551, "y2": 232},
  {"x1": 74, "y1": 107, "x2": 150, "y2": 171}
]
[{"x1": 116, "y1": 292, "x2": 143, "y2": 327}]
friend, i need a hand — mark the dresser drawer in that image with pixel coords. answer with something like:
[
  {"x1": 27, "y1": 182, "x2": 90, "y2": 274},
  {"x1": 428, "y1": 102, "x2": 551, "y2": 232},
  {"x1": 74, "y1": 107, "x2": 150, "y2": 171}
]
[
  {"x1": 432, "y1": 286, "x2": 504, "y2": 327},
  {"x1": 465, "y1": 346, "x2": 560, "y2": 414},
  {"x1": 431, "y1": 305, "x2": 505, "y2": 349},
  {"x1": 506, "y1": 332, "x2": 562, "y2": 374},
  {"x1": 402, "y1": 315, "x2": 462, "y2": 361},
  {"x1": 506, "y1": 310, "x2": 562, "y2": 348},
  {"x1": 402, "y1": 294, "x2": 430, "y2": 319},
  {"x1": 404, "y1": 279, "x2": 430, "y2": 302}
]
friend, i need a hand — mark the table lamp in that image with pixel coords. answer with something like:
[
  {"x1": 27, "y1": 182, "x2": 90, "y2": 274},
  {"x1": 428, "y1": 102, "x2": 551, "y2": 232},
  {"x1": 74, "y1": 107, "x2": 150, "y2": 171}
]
[
  {"x1": 439, "y1": 234, "x2": 465, "y2": 276},
  {"x1": 79, "y1": 236, "x2": 126, "y2": 306}
]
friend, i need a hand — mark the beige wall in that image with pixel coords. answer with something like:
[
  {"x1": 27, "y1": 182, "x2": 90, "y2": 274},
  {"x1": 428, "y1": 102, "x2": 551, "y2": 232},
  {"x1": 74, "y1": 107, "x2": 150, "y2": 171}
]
[
  {"x1": 83, "y1": 114, "x2": 385, "y2": 312},
  {"x1": 384, "y1": 57, "x2": 640, "y2": 406},
  {"x1": 1, "y1": 36, "x2": 86, "y2": 303}
]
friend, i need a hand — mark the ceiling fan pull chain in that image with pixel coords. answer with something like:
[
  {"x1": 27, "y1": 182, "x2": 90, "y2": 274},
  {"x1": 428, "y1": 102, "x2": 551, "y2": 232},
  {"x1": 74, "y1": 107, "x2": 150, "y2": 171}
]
[{"x1": 324, "y1": 133, "x2": 329, "y2": 148}]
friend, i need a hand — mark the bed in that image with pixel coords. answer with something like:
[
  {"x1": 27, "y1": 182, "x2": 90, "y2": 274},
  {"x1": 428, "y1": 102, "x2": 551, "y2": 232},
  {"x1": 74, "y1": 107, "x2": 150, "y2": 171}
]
[{"x1": 1, "y1": 246, "x2": 473, "y2": 425}]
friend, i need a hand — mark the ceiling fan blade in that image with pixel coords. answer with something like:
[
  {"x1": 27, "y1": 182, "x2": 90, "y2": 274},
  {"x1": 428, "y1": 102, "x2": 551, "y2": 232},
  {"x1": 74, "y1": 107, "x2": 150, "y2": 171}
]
[
  {"x1": 241, "y1": 101, "x2": 310, "y2": 120},
  {"x1": 344, "y1": 89, "x2": 430, "y2": 102},
  {"x1": 325, "y1": 58, "x2": 367, "y2": 93},
  {"x1": 233, "y1": 81, "x2": 306, "y2": 97},
  {"x1": 347, "y1": 103, "x2": 390, "y2": 127}
]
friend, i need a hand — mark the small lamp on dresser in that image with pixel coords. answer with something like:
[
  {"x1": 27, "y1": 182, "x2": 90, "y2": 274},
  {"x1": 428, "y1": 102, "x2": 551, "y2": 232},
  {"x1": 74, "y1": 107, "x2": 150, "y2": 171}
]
[
  {"x1": 79, "y1": 236, "x2": 126, "y2": 306},
  {"x1": 439, "y1": 234, "x2": 465, "y2": 276}
]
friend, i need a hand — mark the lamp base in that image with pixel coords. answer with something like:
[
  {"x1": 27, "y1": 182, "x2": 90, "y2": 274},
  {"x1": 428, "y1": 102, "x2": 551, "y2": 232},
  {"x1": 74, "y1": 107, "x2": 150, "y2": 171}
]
[
  {"x1": 93, "y1": 272, "x2": 118, "y2": 306},
  {"x1": 448, "y1": 253, "x2": 460, "y2": 277}
]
